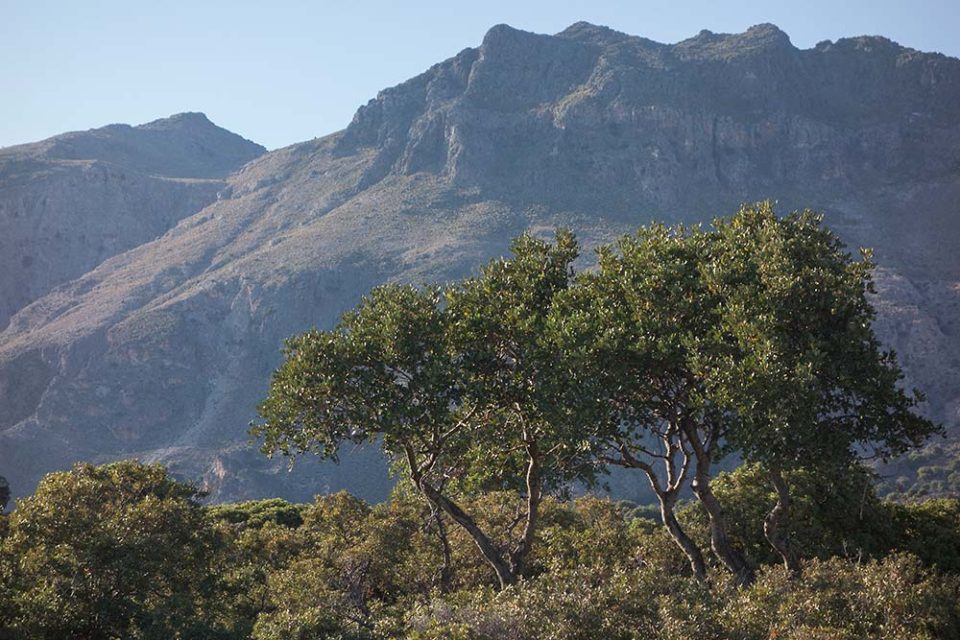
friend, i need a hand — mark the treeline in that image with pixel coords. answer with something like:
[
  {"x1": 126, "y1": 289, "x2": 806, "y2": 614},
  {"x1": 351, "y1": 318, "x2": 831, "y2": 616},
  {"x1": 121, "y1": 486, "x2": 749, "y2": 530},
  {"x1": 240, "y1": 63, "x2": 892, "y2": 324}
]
[
  {"x1": 2, "y1": 203, "x2": 959, "y2": 638},
  {"x1": 1, "y1": 461, "x2": 959, "y2": 639}
]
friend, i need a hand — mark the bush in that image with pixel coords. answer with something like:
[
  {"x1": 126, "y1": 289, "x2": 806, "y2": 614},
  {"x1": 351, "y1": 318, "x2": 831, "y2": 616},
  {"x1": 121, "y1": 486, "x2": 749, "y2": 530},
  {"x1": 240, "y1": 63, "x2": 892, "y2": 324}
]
[
  {"x1": 890, "y1": 499, "x2": 960, "y2": 573},
  {"x1": 680, "y1": 464, "x2": 897, "y2": 567},
  {"x1": 405, "y1": 554, "x2": 960, "y2": 640},
  {"x1": 210, "y1": 497, "x2": 305, "y2": 530},
  {"x1": 4, "y1": 462, "x2": 960, "y2": 639},
  {"x1": 722, "y1": 554, "x2": 960, "y2": 640},
  {"x1": 406, "y1": 566, "x2": 667, "y2": 640},
  {"x1": 0, "y1": 461, "x2": 231, "y2": 640}
]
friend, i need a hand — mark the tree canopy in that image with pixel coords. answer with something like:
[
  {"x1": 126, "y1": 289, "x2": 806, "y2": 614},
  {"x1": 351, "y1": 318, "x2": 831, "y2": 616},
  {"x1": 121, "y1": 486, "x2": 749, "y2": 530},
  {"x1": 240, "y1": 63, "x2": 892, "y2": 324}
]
[
  {"x1": 255, "y1": 231, "x2": 599, "y2": 588},
  {"x1": 549, "y1": 202, "x2": 938, "y2": 581}
]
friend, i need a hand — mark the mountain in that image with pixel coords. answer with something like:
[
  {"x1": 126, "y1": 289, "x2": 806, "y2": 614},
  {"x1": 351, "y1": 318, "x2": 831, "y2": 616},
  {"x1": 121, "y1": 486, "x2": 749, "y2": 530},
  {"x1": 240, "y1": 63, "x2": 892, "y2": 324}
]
[
  {"x1": 1, "y1": 23, "x2": 958, "y2": 503},
  {"x1": 0, "y1": 112, "x2": 265, "y2": 329}
]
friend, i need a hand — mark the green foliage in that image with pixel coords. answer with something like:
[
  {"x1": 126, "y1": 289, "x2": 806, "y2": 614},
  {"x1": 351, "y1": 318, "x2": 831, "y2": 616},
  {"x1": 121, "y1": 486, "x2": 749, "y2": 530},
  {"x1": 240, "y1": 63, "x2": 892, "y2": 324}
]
[
  {"x1": 537, "y1": 496, "x2": 644, "y2": 574},
  {"x1": 0, "y1": 460, "x2": 231, "y2": 640},
  {"x1": 445, "y1": 229, "x2": 598, "y2": 492},
  {"x1": 254, "y1": 231, "x2": 604, "y2": 588},
  {"x1": 551, "y1": 203, "x2": 937, "y2": 581},
  {"x1": 217, "y1": 520, "x2": 308, "y2": 637},
  {"x1": 681, "y1": 464, "x2": 897, "y2": 565},
  {"x1": 552, "y1": 219, "x2": 723, "y2": 450},
  {"x1": 250, "y1": 556, "x2": 376, "y2": 640},
  {"x1": 720, "y1": 554, "x2": 960, "y2": 640},
  {"x1": 879, "y1": 441, "x2": 960, "y2": 500},
  {"x1": 255, "y1": 283, "x2": 462, "y2": 462},
  {"x1": 3, "y1": 462, "x2": 960, "y2": 639},
  {"x1": 408, "y1": 555, "x2": 960, "y2": 640},
  {"x1": 564, "y1": 200, "x2": 938, "y2": 472},
  {"x1": 551, "y1": 220, "x2": 742, "y2": 579},
  {"x1": 210, "y1": 498, "x2": 305, "y2": 530},
  {"x1": 557, "y1": 202, "x2": 937, "y2": 473},
  {"x1": 890, "y1": 499, "x2": 960, "y2": 574},
  {"x1": 255, "y1": 209, "x2": 937, "y2": 586},
  {"x1": 406, "y1": 568, "x2": 663, "y2": 640},
  {"x1": 706, "y1": 203, "x2": 937, "y2": 470}
]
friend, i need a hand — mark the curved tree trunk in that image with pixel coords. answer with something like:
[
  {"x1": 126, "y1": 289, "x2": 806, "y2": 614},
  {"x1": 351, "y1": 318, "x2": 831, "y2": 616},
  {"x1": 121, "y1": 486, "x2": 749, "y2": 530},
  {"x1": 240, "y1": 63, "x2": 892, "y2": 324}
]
[
  {"x1": 608, "y1": 439, "x2": 708, "y2": 583},
  {"x1": 660, "y1": 494, "x2": 708, "y2": 582},
  {"x1": 430, "y1": 506, "x2": 454, "y2": 592},
  {"x1": 404, "y1": 444, "x2": 516, "y2": 589},
  {"x1": 681, "y1": 417, "x2": 754, "y2": 586},
  {"x1": 692, "y1": 465, "x2": 755, "y2": 586},
  {"x1": 509, "y1": 442, "x2": 542, "y2": 577},
  {"x1": 416, "y1": 478, "x2": 516, "y2": 589},
  {"x1": 764, "y1": 465, "x2": 801, "y2": 576}
]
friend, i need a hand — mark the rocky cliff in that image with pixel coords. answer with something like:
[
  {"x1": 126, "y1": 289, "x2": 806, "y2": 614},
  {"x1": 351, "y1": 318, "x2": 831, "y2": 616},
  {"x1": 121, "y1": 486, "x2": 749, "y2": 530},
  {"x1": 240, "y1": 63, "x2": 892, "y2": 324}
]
[
  {"x1": 0, "y1": 113, "x2": 265, "y2": 328},
  {"x1": 1, "y1": 24, "x2": 957, "y2": 502}
]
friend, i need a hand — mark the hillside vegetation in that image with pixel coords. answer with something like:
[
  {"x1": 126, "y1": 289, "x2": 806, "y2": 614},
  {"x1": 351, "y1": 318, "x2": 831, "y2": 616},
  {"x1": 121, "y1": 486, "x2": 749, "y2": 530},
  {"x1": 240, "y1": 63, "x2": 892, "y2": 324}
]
[{"x1": 2, "y1": 462, "x2": 958, "y2": 639}]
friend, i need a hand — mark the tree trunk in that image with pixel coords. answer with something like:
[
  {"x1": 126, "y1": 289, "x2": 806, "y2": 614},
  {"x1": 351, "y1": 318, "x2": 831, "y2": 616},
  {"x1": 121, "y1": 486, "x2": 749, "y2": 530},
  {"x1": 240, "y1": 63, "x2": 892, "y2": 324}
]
[
  {"x1": 416, "y1": 478, "x2": 516, "y2": 589},
  {"x1": 509, "y1": 442, "x2": 542, "y2": 577},
  {"x1": 404, "y1": 444, "x2": 516, "y2": 589},
  {"x1": 764, "y1": 465, "x2": 801, "y2": 576},
  {"x1": 660, "y1": 494, "x2": 708, "y2": 581},
  {"x1": 430, "y1": 506, "x2": 454, "y2": 592},
  {"x1": 607, "y1": 438, "x2": 708, "y2": 583},
  {"x1": 681, "y1": 417, "x2": 754, "y2": 586},
  {"x1": 691, "y1": 466, "x2": 754, "y2": 586}
]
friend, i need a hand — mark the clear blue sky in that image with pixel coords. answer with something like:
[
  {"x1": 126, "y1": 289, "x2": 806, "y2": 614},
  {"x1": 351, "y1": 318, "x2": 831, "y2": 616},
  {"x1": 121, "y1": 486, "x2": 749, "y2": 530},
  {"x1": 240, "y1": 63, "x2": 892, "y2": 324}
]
[{"x1": 2, "y1": 0, "x2": 958, "y2": 150}]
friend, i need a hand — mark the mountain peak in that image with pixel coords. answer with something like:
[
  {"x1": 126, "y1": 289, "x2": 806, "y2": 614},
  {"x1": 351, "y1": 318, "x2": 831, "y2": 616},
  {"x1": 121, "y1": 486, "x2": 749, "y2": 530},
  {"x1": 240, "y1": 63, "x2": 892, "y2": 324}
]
[
  {"x1": 42, "y1": 113, "x2": 265, "y2": 179},
  {"x1": 745, "y1": 22, "x2": 789, "y2": 40},
  {"x1": 556, "y1": 21, "x2": 636, "y2": 46},
  {"x1": 479, "y1": 23, "x2": 547, "y2": 52},
  {"x1": 674, "y1": 22, "x2": 795, "y2": 59},
  {"x1": 138, "y1": 111, "x2": 215, "y2": 131}
]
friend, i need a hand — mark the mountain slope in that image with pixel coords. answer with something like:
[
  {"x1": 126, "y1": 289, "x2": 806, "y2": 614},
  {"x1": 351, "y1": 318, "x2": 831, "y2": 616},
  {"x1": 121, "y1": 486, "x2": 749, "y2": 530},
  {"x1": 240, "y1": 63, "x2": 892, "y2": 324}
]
[
  {"x1": 1, "y1": 24, "x2": 958, "y2": 502},
  {"x1": 0, "y1": 113, "x2": 265, "y2": 328}
]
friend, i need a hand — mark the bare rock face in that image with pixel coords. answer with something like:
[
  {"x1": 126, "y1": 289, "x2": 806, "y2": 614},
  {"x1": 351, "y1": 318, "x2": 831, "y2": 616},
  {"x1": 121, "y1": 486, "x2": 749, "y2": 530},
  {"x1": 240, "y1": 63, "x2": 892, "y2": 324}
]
[
  {"x1": 1, "y1": 24, "x2": 958, "y2": 503},
  {"x1": 0, "y1": 113, "x2": 265, "y2": 328}
]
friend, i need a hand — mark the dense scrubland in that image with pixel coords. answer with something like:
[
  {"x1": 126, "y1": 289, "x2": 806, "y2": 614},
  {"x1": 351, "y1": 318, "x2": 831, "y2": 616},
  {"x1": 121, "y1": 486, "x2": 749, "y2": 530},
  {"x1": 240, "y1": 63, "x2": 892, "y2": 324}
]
[
  {"x1": 2, "y1": 204, "x2": 959, "y2": 639},
  {"x1": 2, "y1": 462, "x2": 959, "y2": 639}
]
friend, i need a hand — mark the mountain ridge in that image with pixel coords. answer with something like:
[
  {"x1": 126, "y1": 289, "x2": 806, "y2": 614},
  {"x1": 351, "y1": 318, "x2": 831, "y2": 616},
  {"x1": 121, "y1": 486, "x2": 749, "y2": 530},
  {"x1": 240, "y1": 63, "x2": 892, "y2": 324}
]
[
  {"x1": 0, "y1": 113, "x2": 265, "y2": 329},
  {"x1": 1, "y1": 22, "x2": 958, "y2": 503},
  {"x1": 0, "y1": 111, "x2": 265, "y2": 178}
]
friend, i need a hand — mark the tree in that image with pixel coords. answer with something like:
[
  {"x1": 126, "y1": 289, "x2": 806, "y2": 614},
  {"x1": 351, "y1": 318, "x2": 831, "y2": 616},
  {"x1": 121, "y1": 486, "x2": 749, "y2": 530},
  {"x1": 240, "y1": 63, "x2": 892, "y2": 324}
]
[
  {"x1": 253, "y1": 283, "x2": 496, "y2": 577},
  {"x1": 445, "y1": 229, "x2": 600, "y2": 578},
  {"x1": 554, "y1": 203, "x2": 937, "y2": 584},
  {"x1": 553, "y1": 222, "x2": 746, "y2": 583},
  {"x1": 0, "y1": 461, "x2": 228, "y2": 639},
  {"x1": 209, "y1": 497, "x2": 305, "y2": 530},
  {"x1": 680, "y1": 463, "x2": 898, "y2": 568},
  {"x1": 256, "y1": 232, "x2": 598, "y2": 590},
  {"x1": 705, "y1": 203, "x2": 938, "y2": 574}
]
